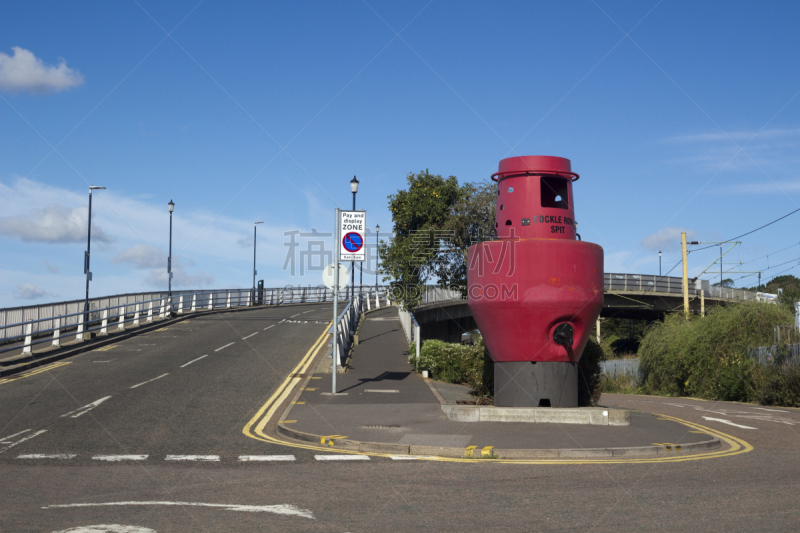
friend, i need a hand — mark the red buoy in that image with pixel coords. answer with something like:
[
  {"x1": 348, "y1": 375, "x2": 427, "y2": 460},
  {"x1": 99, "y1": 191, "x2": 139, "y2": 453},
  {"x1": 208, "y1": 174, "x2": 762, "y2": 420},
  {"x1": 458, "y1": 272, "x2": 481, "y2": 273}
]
[{"x1": 467, "y1": 156, "x2": 603, "y2": 407}]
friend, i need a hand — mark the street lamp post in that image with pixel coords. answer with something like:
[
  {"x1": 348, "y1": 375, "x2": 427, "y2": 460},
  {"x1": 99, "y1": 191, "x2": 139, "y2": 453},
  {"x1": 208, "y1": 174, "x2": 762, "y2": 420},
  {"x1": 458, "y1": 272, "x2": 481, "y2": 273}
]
[
  {"x1": 83, "y1": 186, "x2": 106, "y2": 333},
  {"x1": 659, "y1": 250, "x2": 662, "y2": 277},
  {"x1": 168, "y1": 200, "x2": 174, "y2": 313},
  {"x1": 375, "y1": 224, "x2": 380, "y2": 295},
  {"x1": 253, "y1": 221, "x2": 263, "y2": 305},
  {"x1": 350, "y1": 176, "x2": 359, "y2": 303}
]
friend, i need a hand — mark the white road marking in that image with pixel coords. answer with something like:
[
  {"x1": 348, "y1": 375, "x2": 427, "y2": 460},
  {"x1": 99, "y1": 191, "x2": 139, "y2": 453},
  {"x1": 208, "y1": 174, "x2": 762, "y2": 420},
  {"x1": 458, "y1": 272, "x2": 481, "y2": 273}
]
[
  {"x1": 1, "y1": 429, "x2": 47, "y2": 450},
  {"x1": 130, "y1": 374, "x2": 169, "y2": 389},
  {"x1": 93, "y1": 455, "x2": 149, "y2": 461},
  {"x1": 60, "y1": 396, "x2": 112, "y2": 418},
  {"x1": 364, "y1": 389, "x2": 399, "y2": 393},
  {"x1": 314, "y1": 455, "x2": 370, "y2": 461},
  {"x1": 93, "y1": 360, "x2": 114, "y2": 363},
  {"x1": 242, "y1": 332, "x2": 258, "y2": 340},
  {"x1": 263, "y1": 325, "x2": 275, "y2": 330},
  {"x1": 17, "y1": 454, "x2": 75, "y2": 459},
  {"x1": 290, "y1": 313, "x2": 301, "y2": 318},
  {"x1": 302, "y1": 310, "x2": 312, "y2": 314},
  {"x1": 165, "y1": 455, "x2": 220, "y2": 461},
  {"x1": 752, "y1": 407, "x2": 789, "y2": 413},
  {"x1": 0, "y1": 429, "x2": 31, "y2": 442},
  {"x1": 701, "y1": 416, "x2": 757, "y2": 429},
  {"x1": 51, "y1": 525, "x2": 156, "y2": 533},
  {"x1": 279, "y1": 319, "x2": 286, "y2": 323},
  {"x1": 389, "y1": 456, "x2": 435, "y2": 460},
  {"x1": 41, "y1": 501, "x2": 315, "y2": 519},
  {"x1": 238, "y1": 455, "x2": 296, "y2": 461},
  {"x1": 180, "y1": 355, "x2": 208, "y2": 368},
  {"x1": 215, "y1": 342, "x2": 235, "y2": 352}
]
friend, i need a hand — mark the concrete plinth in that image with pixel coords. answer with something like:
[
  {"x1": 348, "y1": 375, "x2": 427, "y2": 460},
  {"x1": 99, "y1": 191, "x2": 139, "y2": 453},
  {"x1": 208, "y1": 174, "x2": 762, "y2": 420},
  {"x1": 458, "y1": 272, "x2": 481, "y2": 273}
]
[{"x1": 494, "y1": 361, "x2": 578, "y2": 407}]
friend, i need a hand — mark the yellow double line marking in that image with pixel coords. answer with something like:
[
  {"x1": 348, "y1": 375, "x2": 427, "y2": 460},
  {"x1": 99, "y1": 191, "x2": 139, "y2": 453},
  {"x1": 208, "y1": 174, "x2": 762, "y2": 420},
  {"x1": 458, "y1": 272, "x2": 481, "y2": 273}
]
[
  {"x1": 0, "y1": 361, "x2": 71, "y2": 386},
  {"x1": 242, "y1": 325, "x2": 754, "y2": 464}
]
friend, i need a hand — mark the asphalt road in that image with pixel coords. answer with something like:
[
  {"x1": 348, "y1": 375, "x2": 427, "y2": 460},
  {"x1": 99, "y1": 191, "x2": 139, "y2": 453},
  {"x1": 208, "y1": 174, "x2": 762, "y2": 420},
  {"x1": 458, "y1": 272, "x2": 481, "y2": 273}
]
[{"x1": 2, "y1": 304, "x2": 800, "y2": 532}]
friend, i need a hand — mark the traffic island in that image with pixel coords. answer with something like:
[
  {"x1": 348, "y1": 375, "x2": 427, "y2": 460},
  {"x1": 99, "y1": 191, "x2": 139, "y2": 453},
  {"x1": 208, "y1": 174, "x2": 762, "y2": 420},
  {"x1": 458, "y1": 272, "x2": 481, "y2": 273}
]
[{"x1": 441, "y1": 405, "x2": 630, "y2": 425}]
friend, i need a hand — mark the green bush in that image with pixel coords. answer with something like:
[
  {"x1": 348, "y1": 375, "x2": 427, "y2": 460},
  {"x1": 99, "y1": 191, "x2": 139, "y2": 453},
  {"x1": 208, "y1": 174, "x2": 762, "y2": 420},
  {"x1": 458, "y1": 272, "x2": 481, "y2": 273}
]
[
  {"x1": 601, "y1": 371, "x2": 639, "y2": 394},
  {"x1": 409, "y1": 337, "x2": 493, "y2": 397},
  {"x1": 410, "y1": 336, "x2": 602, "y2": 404},
  {"x1": 757, "y1": 363, "x2": 800, "y2": 407},
  {"x1": 638, "y1": 301, "x2": 794, "y2": 402},
  {"x1": 578, "y1": 338, "x2": 604, "y2": 406}
]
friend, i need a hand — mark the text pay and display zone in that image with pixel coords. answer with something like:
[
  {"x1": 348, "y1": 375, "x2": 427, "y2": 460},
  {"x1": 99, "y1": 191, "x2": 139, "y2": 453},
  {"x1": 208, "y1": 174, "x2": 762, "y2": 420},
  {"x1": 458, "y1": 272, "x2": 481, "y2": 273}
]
[{"x1": 339, "y1": 210, "x2": 366, "y2": 262}]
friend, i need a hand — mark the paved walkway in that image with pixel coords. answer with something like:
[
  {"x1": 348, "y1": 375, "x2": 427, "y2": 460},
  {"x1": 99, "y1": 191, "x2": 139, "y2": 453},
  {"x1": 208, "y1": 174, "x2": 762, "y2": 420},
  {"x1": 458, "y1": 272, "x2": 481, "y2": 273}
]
[{"x1": 282, "y1": 306, "x2": 720, "y2": 456}]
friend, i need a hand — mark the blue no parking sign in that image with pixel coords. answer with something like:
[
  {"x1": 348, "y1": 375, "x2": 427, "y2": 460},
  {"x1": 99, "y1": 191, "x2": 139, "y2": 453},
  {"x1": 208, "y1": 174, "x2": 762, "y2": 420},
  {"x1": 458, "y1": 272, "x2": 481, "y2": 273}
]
[{"x1": 339, "y1": 210, "x2": 366, "y2": 261}]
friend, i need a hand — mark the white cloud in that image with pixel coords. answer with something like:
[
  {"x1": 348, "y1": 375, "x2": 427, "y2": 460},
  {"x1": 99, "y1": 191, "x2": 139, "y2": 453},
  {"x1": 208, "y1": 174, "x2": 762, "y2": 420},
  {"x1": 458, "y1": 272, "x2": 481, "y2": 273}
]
[
  {"x1": 14, "y1": 282, "x2": 50, "y2": 300},
  {"x1": 0, "y1": 47, "x2": 84, "y2": 94},
  {"x1": 43, "y1": 259, "x2": 59, "y2": 273},
  {"x1": 113, "y1": 244, "x2": 214, "y2": 289},
  {"x1": 0, "y1": 204, "x2": 113, "y2": 243},
  {"x1": 112, "y1": 244, "x2": 165, "y2": 269},
  {"x1": 718, "y1": 179, "x2": 800, "y2": 195},
  {"x1": 640, "y1": 227, "x2": 696, "y2": 252},
  {"x1": 664, "y1": 128, "x2": 800, "y2": 144}
]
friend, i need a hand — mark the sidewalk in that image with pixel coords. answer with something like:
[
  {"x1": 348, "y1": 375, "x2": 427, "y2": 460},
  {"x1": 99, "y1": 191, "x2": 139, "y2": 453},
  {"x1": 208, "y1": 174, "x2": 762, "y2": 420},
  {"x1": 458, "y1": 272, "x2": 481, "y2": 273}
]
[{"x1": 277, "y1": 306, "x2": 722, "y2": 458}]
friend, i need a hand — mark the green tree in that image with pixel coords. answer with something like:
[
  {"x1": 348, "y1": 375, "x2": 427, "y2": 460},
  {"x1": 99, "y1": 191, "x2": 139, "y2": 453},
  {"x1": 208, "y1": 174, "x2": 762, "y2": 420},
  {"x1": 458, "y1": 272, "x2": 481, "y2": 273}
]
[
  {"x1": 379, "y1": 170, "x2": 461, "y2": 309},
  {"x1": 441, "y1": 179, "x2": 496, "y2": 295}
]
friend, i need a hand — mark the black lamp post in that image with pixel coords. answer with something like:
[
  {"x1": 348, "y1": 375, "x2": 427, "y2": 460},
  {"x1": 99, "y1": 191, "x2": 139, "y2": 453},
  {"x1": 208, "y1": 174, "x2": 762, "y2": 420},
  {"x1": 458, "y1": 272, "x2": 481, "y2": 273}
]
[
  {"x1": 253, "y1": 221, "x2": 263, "y2": 305},
  {"x1": 83, "y1": 185, "x2": 105, "y2": 332},
  {"x1": 168, "y1": 200, "x2": 174, "y2": 308},
  {"x1": 350, "y1": 175, "x2": 359, "y2": 303},
  {"x1": 375, "y1": 223, "x2": 380, "y2": 295}
]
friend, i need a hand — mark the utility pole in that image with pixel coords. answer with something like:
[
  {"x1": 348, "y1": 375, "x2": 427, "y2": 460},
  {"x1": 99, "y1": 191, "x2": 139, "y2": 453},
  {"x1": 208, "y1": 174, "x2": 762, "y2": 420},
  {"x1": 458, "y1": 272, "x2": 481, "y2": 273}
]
[{"x1": 682, "y1": 232, "x2": 689, "y2": 318}]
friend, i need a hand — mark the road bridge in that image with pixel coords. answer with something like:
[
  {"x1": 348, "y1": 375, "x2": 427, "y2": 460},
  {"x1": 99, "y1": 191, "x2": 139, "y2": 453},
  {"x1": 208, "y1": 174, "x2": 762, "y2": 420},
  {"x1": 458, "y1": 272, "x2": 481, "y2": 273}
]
[{"x1": 414, "y1": 273, "x2": 759, "y2": 342}]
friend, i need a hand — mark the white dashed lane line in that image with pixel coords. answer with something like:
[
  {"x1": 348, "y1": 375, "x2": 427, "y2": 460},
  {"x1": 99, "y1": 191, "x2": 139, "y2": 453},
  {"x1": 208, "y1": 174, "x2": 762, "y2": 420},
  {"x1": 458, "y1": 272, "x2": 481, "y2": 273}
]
[
  {"x1": 238, "y1": 455, "x2": 296, "y2": 462},
  {"x1": 17, "y1": 454, "x2": 76, "y2": 459},
  {"x1": 180, "y1": 355, "x2": 208, "y2": 368},
  {"x1": 0, "y1": 429, "x2": 31, "y2": 443},
  {"x1": 93, "y1": 455, "x2": 149, "y2": 461},
  {"x1": 60, "y1": 397, "x2": 112, "y2": 418},
  {"x1": 263, "y1": 325, "x2": 275, "y2": 331},
  {"x1": 130, "y1": 374, "x2": 169, "y2": 389},
  {"x1": 290, "y1": 313, "x2": 301, "y2": 318},
  {"x1": 314, "y1": 455, "x2": 370, "y2": 461},
  {"x1": 242, "y1": 332, "x2": 258, "y2": 340},
  {"x1": 165, "y1": 455, "x2": 220, "y2": 462},
  {"x1": 1, "y1": 429, "x2": 47, "y2": 451},
  {"x1": 215, "y1": 342, "x2": 235, "y2": 352}
]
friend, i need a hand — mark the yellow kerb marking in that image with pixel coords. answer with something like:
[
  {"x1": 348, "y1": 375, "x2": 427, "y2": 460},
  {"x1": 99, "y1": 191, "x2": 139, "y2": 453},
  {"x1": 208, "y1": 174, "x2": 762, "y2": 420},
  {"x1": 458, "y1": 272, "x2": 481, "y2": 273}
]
[
  {"x1": 244, "y1": 324, "x2": 751, "y2": 464},
  {"x1": 303, "y1": 388, "x2": 317, "y2": 391},
  {"x1": 310, "y1": 377, "x2": 322, "y2": 379},
  {"x1": 481, "y1": 446, "x2": 495, "y2": 457},
  {"x1": 292, "y1": 401, "x2": 305, "y2": 405},
  {"x1": 280, "y1": 420, "x2": 297, "y2": 424},
  {"x1": 320, "y1": 435, "x2": 345, "y2": 445},
  {"x1": 464, "y1": 446, "x2": 478, "y2": 458}
]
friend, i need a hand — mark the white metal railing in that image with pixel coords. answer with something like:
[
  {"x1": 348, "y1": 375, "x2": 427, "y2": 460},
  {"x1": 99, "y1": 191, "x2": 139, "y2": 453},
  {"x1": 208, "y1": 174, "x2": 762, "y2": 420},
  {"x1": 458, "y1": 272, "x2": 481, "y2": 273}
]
[
  {"x1": 1, "y1": 285, "x2": 392, "y2": 357},
  {"x1": 397, "y1": 305, "x2": 421, "y2": 372}
]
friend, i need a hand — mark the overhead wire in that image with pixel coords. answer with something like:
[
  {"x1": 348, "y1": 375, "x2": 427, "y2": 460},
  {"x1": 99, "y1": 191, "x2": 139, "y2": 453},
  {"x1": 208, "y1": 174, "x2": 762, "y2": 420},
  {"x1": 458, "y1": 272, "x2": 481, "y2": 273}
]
[{"x1": 691, "y1": 207, "x2": 800, "y2": 252}]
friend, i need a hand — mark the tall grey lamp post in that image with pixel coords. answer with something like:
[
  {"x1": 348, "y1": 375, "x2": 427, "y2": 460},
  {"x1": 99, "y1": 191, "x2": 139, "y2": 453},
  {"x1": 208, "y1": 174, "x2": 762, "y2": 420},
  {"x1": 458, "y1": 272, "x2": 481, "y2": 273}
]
[
  {"x1": 253, "y1": 221, "x2": 263, "y2": 305},
  {"x1": 350, "y1": 176, "x2": 359, "y2": 303},
  {"x1": 83, "y1": 186, "x2": 106, "y2": 331},
  {"x1": 659, "y1": 250, "x2": 662, "y2": 277},
  {"x1": 168, "y1": 200, "x2": 174, "y2": 309},
  {"x1": 375, "y1": 224, "x2": 380, "y2": 295}
]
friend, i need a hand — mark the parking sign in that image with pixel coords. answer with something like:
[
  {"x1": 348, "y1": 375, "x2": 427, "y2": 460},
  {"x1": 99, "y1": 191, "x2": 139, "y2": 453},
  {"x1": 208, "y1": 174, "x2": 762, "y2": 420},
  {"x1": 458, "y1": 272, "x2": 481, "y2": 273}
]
[{"x1": 339, "y1": 210, "x2": 366, "y2": 261}]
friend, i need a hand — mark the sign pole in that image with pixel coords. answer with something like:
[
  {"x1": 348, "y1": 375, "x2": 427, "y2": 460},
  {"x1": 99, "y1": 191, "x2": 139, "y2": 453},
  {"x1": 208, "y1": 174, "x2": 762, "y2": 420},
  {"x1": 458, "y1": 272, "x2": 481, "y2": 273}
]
[{"x1": 332, "y1": 208, "x2": 339, "y2": 393}]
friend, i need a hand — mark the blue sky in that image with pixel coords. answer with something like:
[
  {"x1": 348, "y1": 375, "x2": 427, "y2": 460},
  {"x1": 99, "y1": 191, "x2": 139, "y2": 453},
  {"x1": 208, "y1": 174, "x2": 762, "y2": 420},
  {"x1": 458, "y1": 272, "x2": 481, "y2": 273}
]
[{"x1": 2, "y1": 1, "x2": 800, "y2": 307}]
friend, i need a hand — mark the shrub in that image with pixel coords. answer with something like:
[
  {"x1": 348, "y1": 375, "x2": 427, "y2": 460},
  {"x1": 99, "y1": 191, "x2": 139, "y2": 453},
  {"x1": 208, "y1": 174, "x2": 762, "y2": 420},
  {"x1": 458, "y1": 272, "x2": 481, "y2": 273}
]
[
  {"x1": 409, "y1": 337, "x2": 493, "y2": 397},
  {"x1": 638, "y1": 301, "x2": 793, "y2": 401},
  {"x1": 578, "y1": 337, "x2": 604, "y2": 406},
  {"x1": 757, "y1": 363, "x2": 800, "y2": 407}
]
